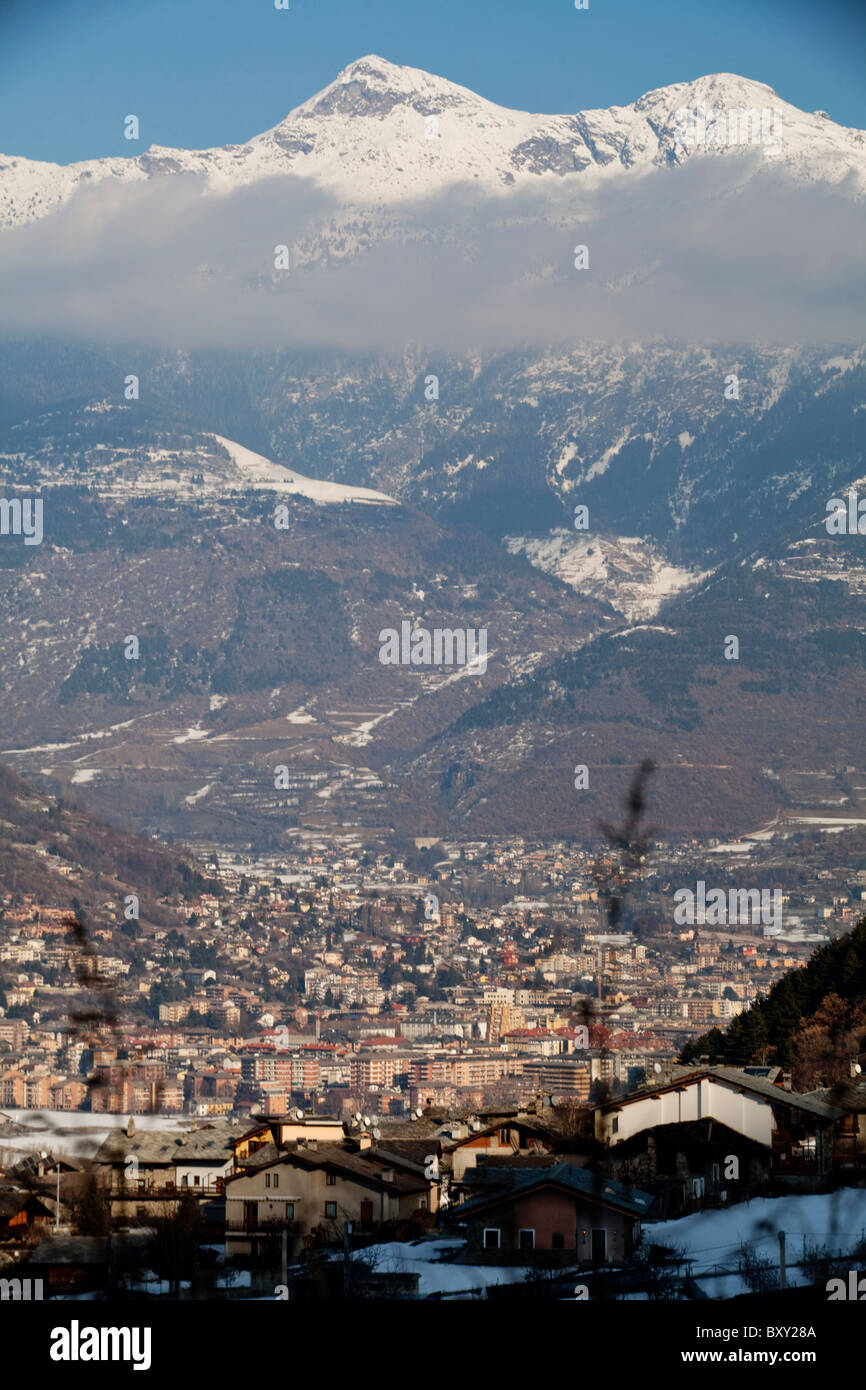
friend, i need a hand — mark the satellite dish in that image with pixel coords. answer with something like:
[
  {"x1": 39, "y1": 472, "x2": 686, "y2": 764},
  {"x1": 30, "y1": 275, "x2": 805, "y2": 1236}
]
[
  {"x1": 855, "y1": 1063, "x2": 862, "y2": 1075},
  {"x1": 372, "y1": 1128, "x2": 381, "y2": 1140},
  {"x1": 362, "y1": 1117, "x2": 369, "y2": 1128},
  {"x1": 296, "y1": 1108, "x2": 305, "y2": 1120},
  {"x1": 409, "y1": 1113, "x2": 417, "y2": 1122},
  {"x1": 363, "y1": 1114, "x2": 371, "y2": 1125},
  {"x1": 653, "y1": 1063, "x2": 662, "y2": 1075},
  {"x1": 354, "y1": 1111, "x2": 363, "y2": 1122},
  {"x1": 415, "y1": 1107, "x2": 424, "y2": 1118}
]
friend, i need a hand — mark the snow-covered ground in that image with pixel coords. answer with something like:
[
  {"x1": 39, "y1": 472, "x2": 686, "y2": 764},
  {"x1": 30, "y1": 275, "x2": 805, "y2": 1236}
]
[
  {"x1": 184, "y1": 783, "x2": 212, "y2": 805},
  {"x1": 286, "y1": 706, "x2": 317, "y2": 724},
  {"x1": 646, "y1": 1190, "x2": 866, "y2": 1298},
  {"x1": 345, "y1": 1237, "x2": 544, "y2": 1297},
  {"x1": 172, "y1": 725, "x2": 211, "y2": 744},
  {"x1": 213, "y1": 435, "x2": 397, "y2": 507},
  {"x1": 505, "y1": 529, "x2": 707, "y2": 622}
]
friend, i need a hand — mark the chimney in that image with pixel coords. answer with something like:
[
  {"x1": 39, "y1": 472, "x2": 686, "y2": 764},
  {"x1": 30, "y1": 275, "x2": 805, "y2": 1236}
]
[
  {"x1": 357, "y1": 1131, "x2": 372, "y2": 1150},
  {"x1": 306, "y1": 1138, "x2": 317, "y2": 1151}
]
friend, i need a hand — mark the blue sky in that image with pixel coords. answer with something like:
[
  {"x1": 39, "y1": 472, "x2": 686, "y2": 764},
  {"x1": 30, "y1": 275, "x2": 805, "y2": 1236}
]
[{"x1": 0, "y1": 0, "x2": 863, "y2": 163}]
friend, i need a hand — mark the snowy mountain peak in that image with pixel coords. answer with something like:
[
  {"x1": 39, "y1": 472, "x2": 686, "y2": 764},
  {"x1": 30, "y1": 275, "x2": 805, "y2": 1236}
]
[
  {"x1": 294, "y1": 52, "x2": 496, "y2": 122},
  {"x1": 637, "y1": 71, "x2": 782, "y2": 112},
  {"x1": 332, "y1": 53, "x2": 441, "y2": 90},
  {"x1": 1, "y1": 60, "x2": 863, "y2": 231}
]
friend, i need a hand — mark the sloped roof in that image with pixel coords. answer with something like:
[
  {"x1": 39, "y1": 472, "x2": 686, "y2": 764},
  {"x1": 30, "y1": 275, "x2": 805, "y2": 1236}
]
[
  {"x1": 227, "y1": 1142, "x2": 427, "y2": 1195},
  {"x1": 600, "y1": 1067, "x2": 843, "y2": 1122},
  {"x1": 440, "y1": 1119, "x2": 554, "y2": 1153},
  {"x1": 234, "y1": 1141, "x2": 281, "y2": 1171},
  {"x1": 806, "y1": 1080, "x2": 866, "y2": 1113},
  {"x1": 0, "y1": 1184, "x2": 53, "y2": 1219},
  {"x1": 449, "y1": 1162, "x2": 655, "y2": 1219},
  {"x1": 293, "y1": 1144, "x2": 427, "y2": 1194},
  {"x1": 369, "y1": 1140, "x2": 435, "y2": 1171},
  {"x1": 708, "y1": 1067, "x2": 842, "y2": 1120},
  {"x1": 92, "y1": 1120, "x2": 237, "y2": 1166}
]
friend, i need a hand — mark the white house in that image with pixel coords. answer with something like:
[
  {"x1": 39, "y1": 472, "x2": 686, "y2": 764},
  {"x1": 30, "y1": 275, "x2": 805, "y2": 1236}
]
[{"x1": 595, "y1": 1067, "x2": 840, "y2": 1174}]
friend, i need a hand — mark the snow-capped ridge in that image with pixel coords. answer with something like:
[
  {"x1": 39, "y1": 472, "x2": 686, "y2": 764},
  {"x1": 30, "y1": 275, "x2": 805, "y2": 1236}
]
[{"x1": 1, "y1": 59, "x2": 863, "y2": 230}]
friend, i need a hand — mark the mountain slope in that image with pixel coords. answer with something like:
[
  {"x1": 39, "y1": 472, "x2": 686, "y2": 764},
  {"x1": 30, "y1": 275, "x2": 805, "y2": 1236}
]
[
  {"x1": 1, "y1": 57, "x2": 864, "y2": 231},
  {"x1": 0, "y1": 59, "x2": 862, "y2": 846},
  {"x1": 0, "y1": 427, "x2": 608, "y2": 847},
  {"x1": 0, "y1": 762, "x2": 209, "y2": 916},
  {"x1": 390, "y1": 496, "x2": 866, "y2": 838}
]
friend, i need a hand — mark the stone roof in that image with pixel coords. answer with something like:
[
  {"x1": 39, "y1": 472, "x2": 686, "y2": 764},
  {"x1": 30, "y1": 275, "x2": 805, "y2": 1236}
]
[{"x1": 92, "y1": 1119, "x2": 237, "y2": 1166}]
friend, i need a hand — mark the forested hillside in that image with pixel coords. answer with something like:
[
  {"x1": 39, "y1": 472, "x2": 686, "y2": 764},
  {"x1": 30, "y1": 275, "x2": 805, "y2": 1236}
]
[{"x1": 681, "y1": 918, "x2": 866, "y2": 1087}]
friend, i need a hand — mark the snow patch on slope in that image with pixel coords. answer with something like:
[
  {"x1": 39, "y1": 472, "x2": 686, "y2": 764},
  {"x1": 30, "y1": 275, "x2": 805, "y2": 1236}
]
[
  {"x1": 212, "y1": 434, "x2": 397, "y2": 506},
  {"x1": 506, "y1": 529, "x2": 708, "y2": 621}
]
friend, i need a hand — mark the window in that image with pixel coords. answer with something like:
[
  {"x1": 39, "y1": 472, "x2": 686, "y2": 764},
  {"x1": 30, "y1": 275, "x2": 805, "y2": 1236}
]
[
  {"x1": 483, "y1": 1228, "x2": 500, "y2": 1249},
  {"x1": 518, "y1": 1229, "x2": 535, "y2": 1251},
  {"x1": 325, "y1": 1202, "x2": 337, "y2": 1219},
  {"x1": 285, "y1": 1203, "x2": 294, "y2": 1220},
  {"x1": 193, "y1": 1175, "x2": 200, "y2": 1187},
  {"x1": 265, "y1": 1173, "x2": 271, "y2": 1188},
  {"x1": 552, "y1": 1232, "x2": 565, "y2": 1250},
  {"x1": 326, "y1": 1173, "x2": 337, "y2": 1186},
  {"x1": 499, "y1": 1128, "x2": 510, "y2": 1144},
  {"x1": 611, "y1": 1118, "x2": 619, "y2": 1134},
  {"x1": 273, "y1": 1173, "x2": 279, "y2": 1189}
]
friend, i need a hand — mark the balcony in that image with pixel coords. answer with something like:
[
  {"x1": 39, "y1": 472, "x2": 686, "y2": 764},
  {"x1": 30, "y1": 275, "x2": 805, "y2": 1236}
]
[
  {"x1": 226, "y1": 1219, "x2": 300, "y2": 1236},
  {"x1": 110, "y1": 1181, "x2": 225, "y2": 1199}
]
